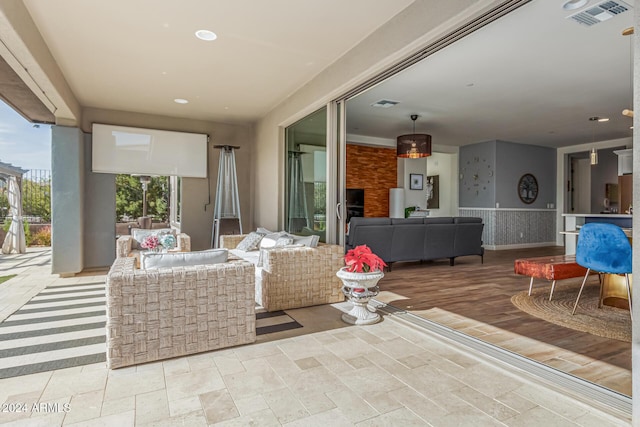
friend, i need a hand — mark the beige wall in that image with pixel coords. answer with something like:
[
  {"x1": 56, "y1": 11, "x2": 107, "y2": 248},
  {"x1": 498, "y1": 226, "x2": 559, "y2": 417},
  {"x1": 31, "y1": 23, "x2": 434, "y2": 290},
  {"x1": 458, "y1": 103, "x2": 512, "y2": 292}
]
[
  {"x1": 83, "y1": 108, "x2": 254, "y2": 251},
  {"x1": 402, "y1": 152, "x2": 459, "y2": 217},
  {"x1": 0, "y1": 0, "x2": 80, "y2": 125},
  {"x1": 254, "y1": 0, "x2": 502, "y2": 231}
]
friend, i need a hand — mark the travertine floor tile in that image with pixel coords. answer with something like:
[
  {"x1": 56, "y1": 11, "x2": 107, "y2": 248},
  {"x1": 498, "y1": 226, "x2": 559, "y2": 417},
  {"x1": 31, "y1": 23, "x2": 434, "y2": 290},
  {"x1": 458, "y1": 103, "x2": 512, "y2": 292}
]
[
  {"x1": 452, "y1": 386, "x2": 518, "y2": 421},
  {"x1": 40, "y1": 368, "x2": 107, "y2": 401},
  {"x1": 99, "y1": 395, "x2": 135, "y2": 417},
  {"x1": 134, "y1": 389, "x2": 170, "y2": 425},
  {"x1": 223, "y1": 365, "x2": 286, "y2": 400},
  {"x1": 326, "y1": 388, "x2": 379, "y2": 423},
  {"x1": 262, "y1": 387, "x2": 309, "y2": 424},
  {"x1": 167, "y1": 395, "x2": 202, "y2": 417},
  {"x1": 103, "y1": 368, "x2": 165, "y2": 401},
  {"x1": 65, "y1": 409, "x2": 134, "y2": 427},
  {"x1": 295, "y1": 391, "x2": 336, "y2": 415},
  {"x1": 355, "y1": 407, "x2": 426, "y2": 426},
  {"x1": 505, "y1": 405, "x2": 580, "y2": 427},
  {"x1": 232, "y1": 394, "x2": 270, "y2": 416},
  {"x1": 513, "y1": 383, "x2": 589, "y2": 421},
  {"x1": 200, "y1": 389, "x2": 238, "y2": 424},
  {"x1": 63, "y1": 389, "x2": 103, "y2": 425},
  {"x1": 165, "y1": 368, "x2": 225, "y2": 402},
  {"x1": 283, "y1": 407, "x2": 354, "y2": 427},
  {"x1": 212, "y1": 408, "x2": 280, "y2": 426}
]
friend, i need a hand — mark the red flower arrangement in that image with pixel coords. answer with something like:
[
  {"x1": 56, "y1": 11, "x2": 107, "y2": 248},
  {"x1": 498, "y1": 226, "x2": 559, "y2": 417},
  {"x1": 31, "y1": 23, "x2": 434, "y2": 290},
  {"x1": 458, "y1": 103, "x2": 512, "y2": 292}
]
[{"x1": 344, "y1": 244, "x2": 387, "y2": 273}]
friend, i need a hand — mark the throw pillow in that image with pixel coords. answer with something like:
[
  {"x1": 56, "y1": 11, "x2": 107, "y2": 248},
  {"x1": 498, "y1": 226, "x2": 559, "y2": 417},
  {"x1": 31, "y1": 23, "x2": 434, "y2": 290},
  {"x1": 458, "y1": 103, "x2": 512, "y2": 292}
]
[
  {"x1": 142, "y1": 249, "x2": 228, "y2": 269},
  {"x1": 236, "y1": 231, "x2": 265, "y2": 251},
  {"x1": 275, "y1": 236, "x2": 295, "y2": 246},
  {"x1": 259, "y1": 232, "x2": 289, "y2": 249},
  {"x1": 290, "y1": 234, "x2": 319, "y2": 248},
  {"x1": 131, "y1": 228, "x2": 175, "y2": 249}
]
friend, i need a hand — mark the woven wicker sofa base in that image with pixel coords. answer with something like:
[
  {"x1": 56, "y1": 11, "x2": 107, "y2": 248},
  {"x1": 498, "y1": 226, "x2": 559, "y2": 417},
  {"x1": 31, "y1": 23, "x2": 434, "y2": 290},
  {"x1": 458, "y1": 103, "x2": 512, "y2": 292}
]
[
  {"x1": 221, "y1": 234, "x2": 345, "y2": 312},
  {"x1": 105, "y1": 257, "x2": 256, "y2": 369}
]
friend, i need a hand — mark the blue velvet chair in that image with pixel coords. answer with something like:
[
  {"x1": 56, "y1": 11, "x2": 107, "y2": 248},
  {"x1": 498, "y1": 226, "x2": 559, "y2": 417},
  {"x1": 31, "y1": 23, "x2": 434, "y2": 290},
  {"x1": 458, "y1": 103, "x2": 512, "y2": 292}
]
[{"x1": 572, "y1": 222, "x2": 632, "y2": 319}]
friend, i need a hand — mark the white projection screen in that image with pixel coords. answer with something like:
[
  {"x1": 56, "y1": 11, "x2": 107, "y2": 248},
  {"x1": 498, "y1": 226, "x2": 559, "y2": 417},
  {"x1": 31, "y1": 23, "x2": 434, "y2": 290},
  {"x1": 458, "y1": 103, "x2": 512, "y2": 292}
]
[{"x1": 92, "y1": 123, "x2": 208, "y2": 178}]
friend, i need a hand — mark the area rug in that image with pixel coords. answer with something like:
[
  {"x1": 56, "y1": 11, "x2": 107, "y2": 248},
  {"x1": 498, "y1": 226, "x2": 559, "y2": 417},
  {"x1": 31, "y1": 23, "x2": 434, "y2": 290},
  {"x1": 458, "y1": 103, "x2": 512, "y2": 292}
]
[
  {"x1": 0, "y1": 282, "x2": 302, "y2": 379},
  {"x1": 511, "y1": 281, "x2": 631, "y2": 342},
  {"x1": 256, "y1": 310, "x2": 303, "y2": 335}
]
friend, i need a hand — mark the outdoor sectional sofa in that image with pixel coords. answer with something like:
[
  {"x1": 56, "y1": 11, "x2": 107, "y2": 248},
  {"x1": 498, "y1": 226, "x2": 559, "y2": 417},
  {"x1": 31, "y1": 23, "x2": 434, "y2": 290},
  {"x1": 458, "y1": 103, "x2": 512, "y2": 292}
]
[
  {"x1": 346, "y1": 216, "x2": 484, "y2": 269},
  {"x1": 105, "y1": 256, "x2": 256, "y2": 369},
  {"x1": 220, "y1": 234, "x2": 345, "y2": 312}
]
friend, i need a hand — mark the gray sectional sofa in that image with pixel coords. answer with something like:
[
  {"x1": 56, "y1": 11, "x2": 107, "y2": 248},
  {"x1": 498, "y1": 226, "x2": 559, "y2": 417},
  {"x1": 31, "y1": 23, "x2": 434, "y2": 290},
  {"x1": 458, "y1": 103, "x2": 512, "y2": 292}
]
[{"x1": 346, "y1": 216, "x2": 484, "y2": 269}]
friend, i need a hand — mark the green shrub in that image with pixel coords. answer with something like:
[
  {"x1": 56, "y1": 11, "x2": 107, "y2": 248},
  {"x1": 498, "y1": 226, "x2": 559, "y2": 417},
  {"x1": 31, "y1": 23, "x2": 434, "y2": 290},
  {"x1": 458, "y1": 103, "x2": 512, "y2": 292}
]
[
  {"x1": 31, "y1": 226, "x2": 51, "y2": 246},
  {"x1": 3, "y1": 218, "x2": 31, "y2": 246}
]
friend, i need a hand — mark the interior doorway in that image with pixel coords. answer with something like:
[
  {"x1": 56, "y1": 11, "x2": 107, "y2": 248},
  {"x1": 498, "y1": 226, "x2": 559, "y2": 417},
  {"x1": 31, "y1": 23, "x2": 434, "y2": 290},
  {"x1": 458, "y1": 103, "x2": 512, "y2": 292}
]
[{"x1": 571, "y1": 157, "x2": 591, "y2": 214}]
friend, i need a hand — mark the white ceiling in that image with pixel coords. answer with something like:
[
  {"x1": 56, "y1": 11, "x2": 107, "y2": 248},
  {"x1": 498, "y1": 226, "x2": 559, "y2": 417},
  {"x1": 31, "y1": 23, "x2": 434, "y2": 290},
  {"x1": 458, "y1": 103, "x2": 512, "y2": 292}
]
[
  {"x1": 22, "y1": 0, "x2": 414, "y2": 123},
  {"x1": 20, "y1": 0, "x2": 635, "y2": 148},
  {"x1": 347, "y1": 0, "x2": 634, "y2": 148}
]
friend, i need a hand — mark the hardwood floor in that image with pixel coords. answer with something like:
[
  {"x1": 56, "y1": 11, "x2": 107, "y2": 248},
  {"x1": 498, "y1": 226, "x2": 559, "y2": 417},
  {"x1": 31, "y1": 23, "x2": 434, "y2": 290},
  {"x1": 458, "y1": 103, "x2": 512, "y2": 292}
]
[{"x1": 375, "y1": 246, "x2": 632, "y2": 396}]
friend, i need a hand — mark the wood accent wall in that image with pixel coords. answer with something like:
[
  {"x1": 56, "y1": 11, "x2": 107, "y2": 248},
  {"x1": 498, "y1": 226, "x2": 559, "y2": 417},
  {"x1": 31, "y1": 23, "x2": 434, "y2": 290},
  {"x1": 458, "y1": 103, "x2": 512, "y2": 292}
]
[{"x1": 346, "y1": 144, "x2": 397, "y2": 218}]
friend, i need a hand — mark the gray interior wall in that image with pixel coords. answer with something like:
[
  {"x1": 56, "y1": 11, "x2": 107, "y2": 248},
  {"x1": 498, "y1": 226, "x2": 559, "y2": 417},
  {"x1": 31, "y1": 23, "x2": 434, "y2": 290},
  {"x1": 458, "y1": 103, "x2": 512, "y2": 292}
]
[
  {"x1": 83, "y1": 132, "x2": 116, "y2": 269},
  {"x1": 459, "y1": 141, "x2": 496, "y2": 208},
  {"x1": 51, "y1": 126, "x2": 84, "y2": 275},
  {"x1": 589, "y1": 146, "x2": 624, "y2": 213},
  {"x1": 495, "y1": 141, "x2": 556, "y2": 209}
]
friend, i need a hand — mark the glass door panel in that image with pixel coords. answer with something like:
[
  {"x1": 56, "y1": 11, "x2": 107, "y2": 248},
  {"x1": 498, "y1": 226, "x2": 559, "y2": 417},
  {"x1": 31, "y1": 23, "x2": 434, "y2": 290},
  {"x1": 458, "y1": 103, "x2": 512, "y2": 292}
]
[{"x1": 284, "y1": 107, "x2": 327, "y2": 242}]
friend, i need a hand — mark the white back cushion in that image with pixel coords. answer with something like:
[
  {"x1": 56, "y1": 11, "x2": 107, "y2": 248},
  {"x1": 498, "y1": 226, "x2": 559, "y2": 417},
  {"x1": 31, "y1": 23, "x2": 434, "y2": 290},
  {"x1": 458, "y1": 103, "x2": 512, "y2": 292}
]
[{"x1": 142, "y1": 249, "x2": 228, "y2": 269}]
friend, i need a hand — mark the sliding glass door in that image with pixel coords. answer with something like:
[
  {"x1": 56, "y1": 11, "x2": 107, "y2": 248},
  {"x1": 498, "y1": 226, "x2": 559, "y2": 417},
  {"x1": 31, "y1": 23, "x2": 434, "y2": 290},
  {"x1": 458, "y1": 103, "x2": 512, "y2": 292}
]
[{"x1": 284, "y1": 108, "x2": 328, "y2": 242}]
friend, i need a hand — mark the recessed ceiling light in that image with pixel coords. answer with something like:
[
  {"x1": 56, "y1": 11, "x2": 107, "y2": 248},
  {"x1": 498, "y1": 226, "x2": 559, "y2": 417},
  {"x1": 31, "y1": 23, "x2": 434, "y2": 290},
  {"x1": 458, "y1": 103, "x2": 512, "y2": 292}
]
[
  {"x1": 195, "y1": 30, "x2": 217, "y2": 41},
  {"x1": 174, "y1": 98, "x2": 189, "y2": 104},
  {"x1": 562, "y1": 0, "x2": 589, "y2": 11}
]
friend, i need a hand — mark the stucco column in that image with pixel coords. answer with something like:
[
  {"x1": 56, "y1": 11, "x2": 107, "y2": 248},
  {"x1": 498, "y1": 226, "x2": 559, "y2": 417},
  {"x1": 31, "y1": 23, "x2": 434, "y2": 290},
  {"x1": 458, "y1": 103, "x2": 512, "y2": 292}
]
[{"x1": 51, "y1": 126, "x2": 85, "y2": 276}]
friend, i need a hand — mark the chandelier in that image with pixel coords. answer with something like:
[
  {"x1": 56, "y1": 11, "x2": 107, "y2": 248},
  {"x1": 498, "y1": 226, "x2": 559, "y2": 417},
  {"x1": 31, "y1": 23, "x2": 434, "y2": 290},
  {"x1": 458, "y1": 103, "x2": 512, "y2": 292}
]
[{"x1": 397, "y1": 114, "x2": 432, "y2": 158}]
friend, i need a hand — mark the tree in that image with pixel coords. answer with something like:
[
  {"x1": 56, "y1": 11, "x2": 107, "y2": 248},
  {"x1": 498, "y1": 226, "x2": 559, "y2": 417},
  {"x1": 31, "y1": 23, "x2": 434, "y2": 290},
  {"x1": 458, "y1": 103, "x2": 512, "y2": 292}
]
[
  {"x1": 22, "y1": 177, "x2": 51, "y2": 222},
  {"x1": 115, "y1": 175, "x2": 168, "y2": 221}
]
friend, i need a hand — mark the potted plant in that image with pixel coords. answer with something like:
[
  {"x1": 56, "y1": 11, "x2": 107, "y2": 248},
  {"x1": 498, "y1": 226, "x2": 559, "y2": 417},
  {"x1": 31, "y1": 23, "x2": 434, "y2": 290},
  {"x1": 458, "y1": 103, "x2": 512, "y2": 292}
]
[{"x1": 336, "y1": 245, "x2": 387, "y2": 325}]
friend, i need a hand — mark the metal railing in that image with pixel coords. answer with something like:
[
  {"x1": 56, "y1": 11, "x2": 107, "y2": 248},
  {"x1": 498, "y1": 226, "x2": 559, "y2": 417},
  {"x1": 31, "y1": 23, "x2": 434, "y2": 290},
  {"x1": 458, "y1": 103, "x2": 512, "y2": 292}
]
[{"x1": 0, "y1": 169, "x2": 51, "y2": 224}]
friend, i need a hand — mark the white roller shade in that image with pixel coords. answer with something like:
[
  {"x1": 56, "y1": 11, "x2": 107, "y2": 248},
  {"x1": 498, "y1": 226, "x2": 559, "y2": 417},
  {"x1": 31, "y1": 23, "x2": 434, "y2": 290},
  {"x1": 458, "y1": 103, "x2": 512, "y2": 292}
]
[{"x1": 92, "y1": 123, "x2": 208, "y2": 178}]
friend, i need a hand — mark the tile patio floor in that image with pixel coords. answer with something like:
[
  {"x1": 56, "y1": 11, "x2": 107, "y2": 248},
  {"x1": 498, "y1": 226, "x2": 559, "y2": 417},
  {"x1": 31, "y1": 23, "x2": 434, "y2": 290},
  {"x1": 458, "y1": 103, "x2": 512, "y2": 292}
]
[{"x1": 0, "y1": 249, "x2": 632, "y2": 426}]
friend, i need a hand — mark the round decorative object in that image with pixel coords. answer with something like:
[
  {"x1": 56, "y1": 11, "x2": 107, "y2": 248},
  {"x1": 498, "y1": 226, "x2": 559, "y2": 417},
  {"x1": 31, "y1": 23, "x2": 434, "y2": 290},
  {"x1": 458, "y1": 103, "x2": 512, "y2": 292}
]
[
  {"x1": 461, "y1": 157, "x2": 493, "y2": 197},
  {"x1": 518, "y1": 173, "x2": 539, "y2": 204},
  {"x1": 336, "y1": 267, "x2": 384, "y2": 325}
]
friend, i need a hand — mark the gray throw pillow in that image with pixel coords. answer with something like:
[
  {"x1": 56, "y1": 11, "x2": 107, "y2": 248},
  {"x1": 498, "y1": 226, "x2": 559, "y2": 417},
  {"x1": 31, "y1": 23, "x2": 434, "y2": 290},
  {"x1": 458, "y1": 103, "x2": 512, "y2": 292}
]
[
  {"x1": 236, "y1": 232, "x2": 266, "y2": 251},
  {"x1": 142, "y1": 249, "x2": 228, "y2": 269},
  {"x1": 290, "y1": 234, "x2": 319, "y2": 248}
]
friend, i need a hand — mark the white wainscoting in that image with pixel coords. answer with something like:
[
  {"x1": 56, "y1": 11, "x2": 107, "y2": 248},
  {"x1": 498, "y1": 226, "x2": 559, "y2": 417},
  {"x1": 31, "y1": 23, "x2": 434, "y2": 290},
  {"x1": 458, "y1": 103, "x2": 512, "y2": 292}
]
[{"x1": 459, "y1": 208, "x2": 558, "y2": 250}]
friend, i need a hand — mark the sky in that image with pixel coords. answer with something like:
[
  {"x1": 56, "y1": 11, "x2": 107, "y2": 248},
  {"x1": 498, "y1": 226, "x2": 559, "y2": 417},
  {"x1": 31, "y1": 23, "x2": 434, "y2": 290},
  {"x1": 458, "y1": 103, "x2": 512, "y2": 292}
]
[{"x1": 0, "y1": 100, "x2": 52, "y2": 171}]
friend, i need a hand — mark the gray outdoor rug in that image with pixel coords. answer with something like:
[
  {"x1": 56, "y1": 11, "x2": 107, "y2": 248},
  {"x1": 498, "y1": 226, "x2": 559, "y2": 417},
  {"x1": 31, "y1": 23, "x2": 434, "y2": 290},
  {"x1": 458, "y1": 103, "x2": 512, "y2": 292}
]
[{"x1": 0, "y1": 282, "x2": 301, "y2": 379}]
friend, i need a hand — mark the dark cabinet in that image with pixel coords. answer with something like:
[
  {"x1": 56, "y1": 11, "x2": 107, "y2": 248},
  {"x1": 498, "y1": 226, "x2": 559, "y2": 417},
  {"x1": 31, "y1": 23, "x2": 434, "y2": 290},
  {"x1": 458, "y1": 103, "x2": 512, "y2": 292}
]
[{"x1": 618, "y1": 174, "x2": 632, "y2": 213}]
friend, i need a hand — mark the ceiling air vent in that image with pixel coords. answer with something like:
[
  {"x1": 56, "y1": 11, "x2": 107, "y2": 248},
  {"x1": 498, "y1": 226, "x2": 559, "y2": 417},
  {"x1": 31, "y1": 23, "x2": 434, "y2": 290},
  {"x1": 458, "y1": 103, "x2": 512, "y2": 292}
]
[
  {"x1": 567, "y1": 0, "x2": 631, "y2": 27},
  {"x1": 371, "y1": 99, "x2": 399, "y2": 108}
]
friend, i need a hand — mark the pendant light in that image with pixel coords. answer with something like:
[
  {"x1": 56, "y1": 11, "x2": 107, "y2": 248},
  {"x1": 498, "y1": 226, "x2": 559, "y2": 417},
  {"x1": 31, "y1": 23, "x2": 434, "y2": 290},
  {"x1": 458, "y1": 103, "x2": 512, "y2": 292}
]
[
  {"x1": 589, "y1": 116, "x2": 599, "y2": 166},
  {"x1": 397, "y1": 114, "x2": 432, "y2": 158}
]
